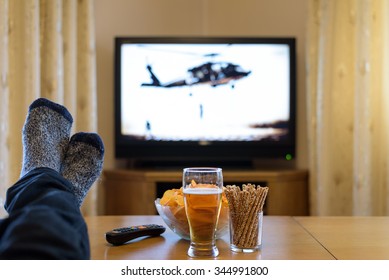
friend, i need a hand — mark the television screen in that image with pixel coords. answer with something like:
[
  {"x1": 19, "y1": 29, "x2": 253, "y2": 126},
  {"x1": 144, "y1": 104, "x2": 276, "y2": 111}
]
[{"x1": 115, "y1": 37, "x2": 296, "y2": 166}]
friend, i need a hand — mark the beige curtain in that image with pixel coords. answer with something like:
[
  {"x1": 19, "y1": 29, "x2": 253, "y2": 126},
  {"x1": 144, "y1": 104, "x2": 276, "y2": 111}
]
[
  {"x1": 0, "y1": 0, "x2": 98, "y2": 217},
  {"x1": 307, "y1": 0, "x2": 389, "y2": 215}
]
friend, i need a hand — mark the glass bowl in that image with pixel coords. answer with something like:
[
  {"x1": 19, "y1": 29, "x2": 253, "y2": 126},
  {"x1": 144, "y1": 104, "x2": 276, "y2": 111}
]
[{"x1": 155, "y1": 198, "x2": 229, "y2": 240}]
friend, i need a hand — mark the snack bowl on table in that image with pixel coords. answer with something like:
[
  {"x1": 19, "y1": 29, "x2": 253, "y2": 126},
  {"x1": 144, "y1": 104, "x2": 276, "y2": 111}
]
[{"x1": 155, "y1": 191, "x2": 229, "y2": 240}]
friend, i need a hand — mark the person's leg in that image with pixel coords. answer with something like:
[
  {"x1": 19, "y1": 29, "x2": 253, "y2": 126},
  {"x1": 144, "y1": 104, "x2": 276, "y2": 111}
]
[
  {"x1": 0, "y1": 168, "x2": 89, "y2": 259},
  {"x1": 0, "y1": 98, "x2": 104, "y2": 259}
]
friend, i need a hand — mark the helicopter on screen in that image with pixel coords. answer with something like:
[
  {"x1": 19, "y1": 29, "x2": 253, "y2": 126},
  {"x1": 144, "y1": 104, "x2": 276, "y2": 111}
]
[{"x1": 141, "y1": 57, "x2": 251, "y2": 89}]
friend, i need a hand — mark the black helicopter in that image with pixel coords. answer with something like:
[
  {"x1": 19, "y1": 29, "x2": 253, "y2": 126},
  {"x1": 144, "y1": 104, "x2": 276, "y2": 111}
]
[{"x1": 141, "y1": 60, "x2": 251, "y2": 89}]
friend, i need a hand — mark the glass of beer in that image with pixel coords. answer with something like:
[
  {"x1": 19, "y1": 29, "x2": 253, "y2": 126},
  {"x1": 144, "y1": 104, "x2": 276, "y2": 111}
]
[{"x1": 183, "y1": 167, "x2": 223, "y2": 257}]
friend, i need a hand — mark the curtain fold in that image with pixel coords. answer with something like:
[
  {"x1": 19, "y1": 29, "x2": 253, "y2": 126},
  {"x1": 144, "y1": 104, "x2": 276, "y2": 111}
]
[
  {"x1": 307, "y1": 0, "x2": 389, "y2": 215},
  {"x1": 0, "y1": 0, "x2": 9, "y2": 217},
  {"x1": 0, "y1": 0, "x2": 98, "y2": 217}
]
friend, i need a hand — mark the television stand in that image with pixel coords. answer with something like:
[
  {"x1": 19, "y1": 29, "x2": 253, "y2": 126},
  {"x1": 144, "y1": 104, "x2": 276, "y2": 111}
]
[{"x1": 103, "y1": 168, "x2": 309, "y2": 216}]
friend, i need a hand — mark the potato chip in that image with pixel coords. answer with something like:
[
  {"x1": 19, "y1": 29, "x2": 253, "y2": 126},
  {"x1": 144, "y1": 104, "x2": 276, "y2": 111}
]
[
  {"x1": 171, "y1": 205, "x2": 187, "y2": 222},
  {"x1": 175, "y1": 195, "x2": 184, "y2": 206},
  {"x1": 160, "y1": 189, "x2": 175, "y2": 205}
]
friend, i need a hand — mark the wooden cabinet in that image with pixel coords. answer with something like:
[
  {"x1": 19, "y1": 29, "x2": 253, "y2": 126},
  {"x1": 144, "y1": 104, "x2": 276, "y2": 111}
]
[{"x1": 103, "y1": 169, "x2": 309, "y2": 216}]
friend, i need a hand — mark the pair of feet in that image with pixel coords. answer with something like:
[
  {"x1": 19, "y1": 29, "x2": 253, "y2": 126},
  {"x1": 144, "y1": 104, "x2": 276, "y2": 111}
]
[{"x1": 20, "y1": 98, "x2": 104, "y2": 207}]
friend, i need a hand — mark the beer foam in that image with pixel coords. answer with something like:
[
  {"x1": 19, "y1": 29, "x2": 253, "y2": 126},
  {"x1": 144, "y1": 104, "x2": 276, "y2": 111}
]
[{"x1": 183, "y1": 187, "x2": 223, "y2": 195}]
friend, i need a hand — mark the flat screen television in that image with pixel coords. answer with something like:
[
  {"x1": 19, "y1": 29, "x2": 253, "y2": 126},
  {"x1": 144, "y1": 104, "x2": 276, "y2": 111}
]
[{"x1": 114, "y1": 37, "x2": 296, "y2": 167}]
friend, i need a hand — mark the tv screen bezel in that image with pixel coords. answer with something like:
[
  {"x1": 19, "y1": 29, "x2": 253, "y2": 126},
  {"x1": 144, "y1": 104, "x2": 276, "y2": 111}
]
[{"x1": 114, "y1": 36, "x2": 297, "y2": 165}]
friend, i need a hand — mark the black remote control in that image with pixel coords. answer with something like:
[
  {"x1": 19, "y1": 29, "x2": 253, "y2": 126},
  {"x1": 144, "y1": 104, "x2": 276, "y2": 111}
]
[{"x1": 105, "y1": 224, "x2": 166, "y2": 245}]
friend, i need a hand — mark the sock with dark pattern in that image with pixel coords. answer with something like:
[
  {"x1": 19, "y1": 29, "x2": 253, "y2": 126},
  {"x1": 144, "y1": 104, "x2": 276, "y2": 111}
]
[
  {"x1": 21, "y1": 98, "x2": 73, "y2": 177},
  {"x1": 60, "y1": 132, "x2": 104, "y2": 207}
]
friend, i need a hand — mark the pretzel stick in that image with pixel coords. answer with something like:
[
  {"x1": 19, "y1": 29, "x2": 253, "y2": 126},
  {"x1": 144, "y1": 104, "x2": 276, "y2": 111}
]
[
  {"x1": 237, "y1": 190, "x2": 262, "y2": 247},
  {"x1": 225, "y1": 186, "x2": 240, "y2": 242},
  {"x1": 246, "y1": 187, "x2": 268, "y2": 247},
  {"x1": 226, "y1": 185, "x2": 242, "y2": 246}
]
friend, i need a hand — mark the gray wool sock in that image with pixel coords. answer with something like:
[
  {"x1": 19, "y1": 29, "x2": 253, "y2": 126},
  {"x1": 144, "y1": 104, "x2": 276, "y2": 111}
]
[
  {"x1": 61, "y1": 132, "x2": 104, "y2": 207},
  {"x1": 21, "y1": 98, "x2": 73, "y2": 177}
]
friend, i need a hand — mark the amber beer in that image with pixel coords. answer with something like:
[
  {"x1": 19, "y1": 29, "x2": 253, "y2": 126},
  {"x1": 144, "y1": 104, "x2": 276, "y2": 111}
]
[
  {"x1": 183, "y1": 167, "x2": 223, "y2": 257},
  {"x1": 184, "y1": 186, "x2": 222, "y2": 244}
]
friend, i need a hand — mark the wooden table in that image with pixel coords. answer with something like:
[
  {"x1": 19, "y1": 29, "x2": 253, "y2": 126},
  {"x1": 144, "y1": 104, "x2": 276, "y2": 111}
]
[
  {"x1": 295, "y1": 216, "x2": 389, "y2": 260},
  {"x1": 85, "y1": 215, "x2": 389, "y2": 260},
  {"x1": 85, "y1": 215, "x2": 336, "y2": 260}
]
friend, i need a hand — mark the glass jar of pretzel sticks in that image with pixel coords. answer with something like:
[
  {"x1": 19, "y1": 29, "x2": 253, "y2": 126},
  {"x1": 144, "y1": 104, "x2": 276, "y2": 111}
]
[{"x1": 224, "y1": 184, "x2": 269, "y2": 253}]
